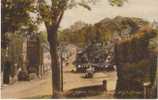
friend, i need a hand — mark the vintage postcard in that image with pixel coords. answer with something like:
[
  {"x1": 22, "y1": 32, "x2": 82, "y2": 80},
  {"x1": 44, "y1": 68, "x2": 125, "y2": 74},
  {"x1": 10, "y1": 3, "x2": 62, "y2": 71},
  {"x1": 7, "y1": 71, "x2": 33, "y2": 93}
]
[{"x1": 1, "y1": 0, "x2": 158, "y2": 99}]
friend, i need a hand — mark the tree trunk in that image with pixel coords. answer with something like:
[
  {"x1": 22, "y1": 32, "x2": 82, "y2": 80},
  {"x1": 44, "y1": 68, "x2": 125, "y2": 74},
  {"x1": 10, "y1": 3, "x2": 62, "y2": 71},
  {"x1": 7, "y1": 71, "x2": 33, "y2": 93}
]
[{"x1": 47, "y1": 26, "x2": 62, "y2": 98}]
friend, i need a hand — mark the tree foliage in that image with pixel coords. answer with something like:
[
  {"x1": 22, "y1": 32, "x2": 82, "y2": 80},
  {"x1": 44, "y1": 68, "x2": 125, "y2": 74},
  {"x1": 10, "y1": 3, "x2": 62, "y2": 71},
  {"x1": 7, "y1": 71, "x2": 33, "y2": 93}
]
[
  {"x1": 1, "y1": 0, "x2": 37, "y2": 48},
  {"x1": 2, "y1": 0, "x2": 34, "y2": 33},
  {"x1": 59, "y1": 17, "x2": 150, "y2": 47},
  {"x1": 2, "y1": 0, "x2": 126, "y2": 47},
  {"x1": 114, "y1": 28, "x2": 157, "y2": 97}
]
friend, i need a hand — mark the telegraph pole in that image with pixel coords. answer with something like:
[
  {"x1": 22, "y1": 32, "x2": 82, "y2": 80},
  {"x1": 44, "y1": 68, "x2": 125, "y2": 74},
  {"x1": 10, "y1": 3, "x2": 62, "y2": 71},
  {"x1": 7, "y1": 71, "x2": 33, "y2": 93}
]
[
  {"x1": 54, "y1": 44, "x2": 63, "y2": 98},
  {"x1": 60, "y1": 46, "x2": 63, "y2": 92},
  {"x1": 52, "y1": 43, "x2": 65, "y2": 98},
  {"x1": 58, "y1": 44, "x2": 63, "y2": 92}
]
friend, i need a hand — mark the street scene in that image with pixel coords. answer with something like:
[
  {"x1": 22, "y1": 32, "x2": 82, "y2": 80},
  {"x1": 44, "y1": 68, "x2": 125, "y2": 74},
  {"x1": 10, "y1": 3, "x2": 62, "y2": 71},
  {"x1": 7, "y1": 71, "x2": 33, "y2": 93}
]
[
  {"x1": 1, "y1": 45, "x2": 117, "y2": 99},
  {"x1": 1, "y1": 0, "x2": 158, "y2": 99}
]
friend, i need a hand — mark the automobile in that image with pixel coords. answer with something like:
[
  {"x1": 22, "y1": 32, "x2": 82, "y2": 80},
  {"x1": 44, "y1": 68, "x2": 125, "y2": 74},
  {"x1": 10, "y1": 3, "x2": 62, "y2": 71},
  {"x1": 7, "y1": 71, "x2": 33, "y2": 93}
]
[{"x1": 76, "y1": 64, "x2": 90, "y2": 73}]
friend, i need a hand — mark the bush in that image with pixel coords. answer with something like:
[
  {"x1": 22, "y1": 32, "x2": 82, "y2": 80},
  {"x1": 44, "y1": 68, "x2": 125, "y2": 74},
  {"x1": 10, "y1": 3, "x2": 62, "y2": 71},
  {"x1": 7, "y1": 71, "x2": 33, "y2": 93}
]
[{"x1": 115, "y1": 29, "x2": 157, "y2": 98}]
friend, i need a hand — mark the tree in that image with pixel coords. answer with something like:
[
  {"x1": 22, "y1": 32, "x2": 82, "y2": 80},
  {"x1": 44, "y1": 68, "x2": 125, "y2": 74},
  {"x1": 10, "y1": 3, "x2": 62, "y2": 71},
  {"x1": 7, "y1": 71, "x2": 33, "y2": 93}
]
[
  {"x1": 37, "y1": 0, "x2": 126, "y2": 97},
  {"x1": 1, "y1": 0, "x2": 36, "y2": 48}
]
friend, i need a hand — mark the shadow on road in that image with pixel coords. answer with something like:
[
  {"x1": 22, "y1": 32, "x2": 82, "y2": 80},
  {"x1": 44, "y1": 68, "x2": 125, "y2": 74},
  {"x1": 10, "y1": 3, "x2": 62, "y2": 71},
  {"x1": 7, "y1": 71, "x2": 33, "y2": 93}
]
[
  {"x1": 64, "y1": 85, "x2": 104, "y2": 98},
  {"x1": 26, "y1": 85, "x2": 115, "y2": 99}
]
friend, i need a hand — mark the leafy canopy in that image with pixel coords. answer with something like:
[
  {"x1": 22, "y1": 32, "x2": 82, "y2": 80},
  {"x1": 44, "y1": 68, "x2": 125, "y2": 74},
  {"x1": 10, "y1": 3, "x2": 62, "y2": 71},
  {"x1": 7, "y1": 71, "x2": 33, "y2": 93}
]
[{"x1": 2, "y1": 0, "x2": 126, "y2": 48}]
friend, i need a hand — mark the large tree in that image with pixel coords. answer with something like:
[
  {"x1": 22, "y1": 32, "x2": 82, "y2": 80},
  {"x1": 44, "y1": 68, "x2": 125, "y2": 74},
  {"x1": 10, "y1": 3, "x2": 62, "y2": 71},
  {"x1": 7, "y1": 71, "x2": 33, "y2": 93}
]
[{"x1": 37, "y1": 0, "x2": 127, "y2": 97}]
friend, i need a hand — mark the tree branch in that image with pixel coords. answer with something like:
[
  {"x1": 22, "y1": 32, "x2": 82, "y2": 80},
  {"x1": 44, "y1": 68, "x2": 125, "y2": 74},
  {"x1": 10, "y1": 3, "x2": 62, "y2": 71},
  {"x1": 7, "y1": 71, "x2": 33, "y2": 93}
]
[{"x1": 56, "y1": 11, "x2": 64, "y2": 28}]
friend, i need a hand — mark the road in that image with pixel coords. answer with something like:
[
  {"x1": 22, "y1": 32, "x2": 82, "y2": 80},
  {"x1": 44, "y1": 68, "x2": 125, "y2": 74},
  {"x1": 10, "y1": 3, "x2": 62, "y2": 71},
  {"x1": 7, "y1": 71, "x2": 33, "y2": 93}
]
[
  {"x1": 1, "y1": 45, "x2": 117, "y2": 99},
  {"x1": 1, "y1": 72, "x2": 52, "y2": 99},
  {"x1": 1, "y1": 70, "x2": 117, "y2": 99}
]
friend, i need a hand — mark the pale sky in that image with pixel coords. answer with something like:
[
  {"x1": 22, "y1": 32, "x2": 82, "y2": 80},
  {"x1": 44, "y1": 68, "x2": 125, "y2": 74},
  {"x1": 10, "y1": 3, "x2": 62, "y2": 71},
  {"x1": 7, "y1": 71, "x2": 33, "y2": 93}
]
[{"x1": 60, "y1": 0, "x2": 158, "y2": 29}]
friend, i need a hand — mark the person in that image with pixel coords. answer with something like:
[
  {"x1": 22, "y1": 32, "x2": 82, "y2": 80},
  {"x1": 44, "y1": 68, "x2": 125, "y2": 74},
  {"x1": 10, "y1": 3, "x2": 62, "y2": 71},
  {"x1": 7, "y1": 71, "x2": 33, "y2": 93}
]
[
  {"x1": 85, "y1": 65, "x2": 95, "y2": 78},
  {"x1": 3, "y1": 61, "x2": 11, "y2": 84}
]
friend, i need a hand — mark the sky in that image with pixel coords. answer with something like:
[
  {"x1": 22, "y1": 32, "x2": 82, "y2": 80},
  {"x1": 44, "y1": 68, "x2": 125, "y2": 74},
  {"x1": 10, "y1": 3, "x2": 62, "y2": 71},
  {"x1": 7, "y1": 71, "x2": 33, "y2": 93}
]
[{"x1": 60, "y1": 0, "x2": 158, "y2": 29}]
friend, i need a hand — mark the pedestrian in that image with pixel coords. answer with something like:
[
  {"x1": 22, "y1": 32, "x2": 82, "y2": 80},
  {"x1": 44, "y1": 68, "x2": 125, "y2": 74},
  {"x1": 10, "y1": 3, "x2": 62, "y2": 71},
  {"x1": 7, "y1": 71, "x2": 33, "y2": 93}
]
[{"x1": 3, "y1": 61, "x2": 11, "y2": 84}]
